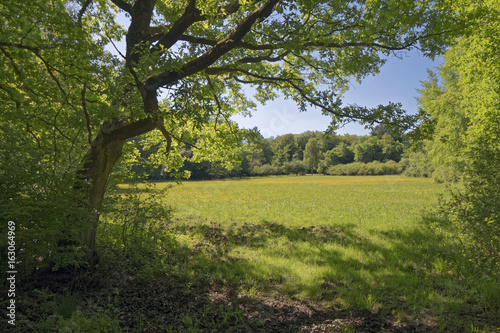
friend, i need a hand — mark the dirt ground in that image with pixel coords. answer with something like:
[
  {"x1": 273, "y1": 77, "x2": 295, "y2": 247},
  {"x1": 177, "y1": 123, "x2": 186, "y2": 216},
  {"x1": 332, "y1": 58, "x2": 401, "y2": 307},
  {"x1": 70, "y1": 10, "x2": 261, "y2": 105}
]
[{"x1": 6, "y1": 265, "x2": 456, "y2": 333}]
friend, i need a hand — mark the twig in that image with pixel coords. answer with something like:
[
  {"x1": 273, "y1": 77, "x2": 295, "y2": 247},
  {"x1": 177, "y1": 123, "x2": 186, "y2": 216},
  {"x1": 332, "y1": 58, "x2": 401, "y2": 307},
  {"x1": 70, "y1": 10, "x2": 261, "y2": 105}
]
[{"x1": 81, "y1": 83, "x2": 94, "y2": 147}]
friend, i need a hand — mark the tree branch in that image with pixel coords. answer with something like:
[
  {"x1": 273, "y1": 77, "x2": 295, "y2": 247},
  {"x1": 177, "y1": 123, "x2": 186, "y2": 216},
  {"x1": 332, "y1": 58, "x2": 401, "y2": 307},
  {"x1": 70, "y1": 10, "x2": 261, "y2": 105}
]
[
  {"x1": 150, "y1": 1, "x2": 241, "y2": 47},
  {"x1": 206, "y1": 67, "x2": 303, "y2": 84},
  {"x1": 98, "y1": 117, "x2": 158, "y2": 145},
  {"x1": 157, "y1": 120, "x2": 198, "y2": 149},
  {"x1": 178, "y1": 35, "x2": 423, "y2": 53},
  {"x1": 33, "y1": 50, "x2": 68, "y2": 98},
  {"x1": 0, "y1": 41, "x2": 42, "y2": 51},
  {"x1": 31, "y1": 115, "x2": 73, "y2": 141},
  {"x1": 81, "y1": 83, "x2": 94, "y2": 147},
  {"x1": 77, "y1": 0, "x2": 93, "y2": 23},
  {"x1": 156, "y1": 120, "x2": 172, "y2": 155},
  {"x1": 145, "y1": 0, "x2": 280, "y2": 90},
  {"x1": 205, "y1": 76, "x2": 223, "y2": 131},
  {"x1": 109, "y1": 0, "x2": 132, "y2": 13},
  {"x1": 237, "y1": 50, "x2": 290, "y2": 64},
  {"x1": 151, "y1": 0, "x2": 203, "y2": 52},
  {"x1": 26, "y1": 123, "x2": 42, "y2": 148}
]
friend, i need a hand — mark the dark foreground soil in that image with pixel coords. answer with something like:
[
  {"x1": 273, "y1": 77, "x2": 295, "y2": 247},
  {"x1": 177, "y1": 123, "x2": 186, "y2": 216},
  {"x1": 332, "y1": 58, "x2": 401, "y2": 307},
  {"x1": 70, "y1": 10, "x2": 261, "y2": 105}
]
[{"x1": 2, "y1": 264, "x2": 471, "y2": 333}]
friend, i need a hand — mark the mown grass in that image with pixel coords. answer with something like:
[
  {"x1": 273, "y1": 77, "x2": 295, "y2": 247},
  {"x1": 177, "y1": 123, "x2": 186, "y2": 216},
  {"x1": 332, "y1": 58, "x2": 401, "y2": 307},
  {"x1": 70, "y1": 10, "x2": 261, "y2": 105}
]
[{"x1": 114, "y1": 175, "x2": 499, "y2": 332}]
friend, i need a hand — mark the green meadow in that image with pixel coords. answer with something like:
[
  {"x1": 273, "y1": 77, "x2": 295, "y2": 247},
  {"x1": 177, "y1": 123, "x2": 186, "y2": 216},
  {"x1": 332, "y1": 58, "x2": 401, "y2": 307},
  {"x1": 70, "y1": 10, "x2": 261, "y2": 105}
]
[{"x1": 109, "y1": 175, "x2": 498, "y2": 331}]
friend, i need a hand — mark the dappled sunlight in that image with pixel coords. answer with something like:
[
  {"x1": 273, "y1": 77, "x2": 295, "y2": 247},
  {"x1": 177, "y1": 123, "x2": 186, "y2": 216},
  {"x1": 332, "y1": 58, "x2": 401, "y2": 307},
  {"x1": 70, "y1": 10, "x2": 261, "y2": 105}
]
[
  {"x1": 165, "y1": 215, "x2": 487, "y2": 322},
  {"x1": 102, "y1": 176, "x2": 499, "y2": 331}
]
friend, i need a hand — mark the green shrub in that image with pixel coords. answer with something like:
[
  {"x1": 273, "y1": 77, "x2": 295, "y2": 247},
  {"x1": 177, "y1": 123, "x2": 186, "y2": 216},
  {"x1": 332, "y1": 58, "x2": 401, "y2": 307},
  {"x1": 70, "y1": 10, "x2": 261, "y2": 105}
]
[
  {"x1": 327, "y1": 161, "x2": 402, "y2": 176},
  {"x1": 282, "y1": 160, "x2": 307, "y2": 175},
  {"x1": 440, "y1": 181, "x2": 500, "y2": 277},
  {"x1": 0, "y1": 130, "x2": 93, "y2": 275},
  {"x1": 252, "y1": 163, "x2": 281, "y2": 176},
  {"x1": 400, "y1": 152, "x2": 434, "y2": 178},
  {"x1": 100, "y1": 184, "x2": 177, "y2": 255},
  {"x1": 431, "y1": 165, "x2": 460, "y2": 183}
]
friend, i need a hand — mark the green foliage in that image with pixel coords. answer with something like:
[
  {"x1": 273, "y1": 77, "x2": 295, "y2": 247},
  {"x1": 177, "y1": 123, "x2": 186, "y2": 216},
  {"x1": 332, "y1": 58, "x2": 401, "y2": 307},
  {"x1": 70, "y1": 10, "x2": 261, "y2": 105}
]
[
  {"x1": 353, "y1": 134, "x2": 403, "y2": 164},
  {"x1": 1, "y1": 0, "x2": 472, "y2": 256},
  {"x1": 412, "y1": 0, "x2": 500, "y2": 273},
  {"x1": 354, "y1": 136, "x2": 382, "y2": 163},
  {"x1": 100, "y1": 184, "x2": 177, "y2": 255},
  {"x1": 252, "y1": 163, "x2": 282, "y2": 176},
  {"x1": 326, "y1": 161, "x2": 402, "y2": 176},
  {"x1": 152, "y1": 131, "x2": 406, "y2": 179},
  {"x1": 0, "y1": 127, "x2": 93, "y2": 274},
  {"x1": 0, "y1": 0, "x2": 483, "y2": 270},
  {"x1": 282, "y1": 160, "x2": 307, "y2": 175},
  {"x1": 400, "y1": 151, "x2": 434, "y2": 178},
  {"x1": 303, "y1": 137, "x2": 321, "y2": 173}
]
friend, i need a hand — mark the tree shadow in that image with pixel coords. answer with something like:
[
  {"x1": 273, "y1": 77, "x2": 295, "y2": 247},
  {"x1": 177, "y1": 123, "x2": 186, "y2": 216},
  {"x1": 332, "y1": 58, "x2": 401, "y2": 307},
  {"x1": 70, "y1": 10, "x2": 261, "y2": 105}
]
[
  {"x1": 156, "y1": 215, "x2": 496, "y2": 332},
  {"x1": 14, "y1": 215, "x2": 497, "y2": 332}
]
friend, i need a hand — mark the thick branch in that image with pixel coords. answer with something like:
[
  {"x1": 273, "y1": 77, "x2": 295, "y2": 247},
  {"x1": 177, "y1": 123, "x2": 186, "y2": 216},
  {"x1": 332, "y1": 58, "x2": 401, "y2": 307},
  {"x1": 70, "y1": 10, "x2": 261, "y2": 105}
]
[
  {"x1": 101, "y1": 117, "x2": 158, "y2": 143},
  {"x1": 151, "y1": 1, "x2": 241, "y2": 51},
  {"x1": 77, "y1": 0, "x2": 93, "y2": 23},
  {"x1": 145, "y1": 0, "x2": 280, "y2": 90},
  {"x1": 126, "y1": 0, "x2": 157, "y2": 66},
  {"x1": 110, "y1": 0, "x2": 132, "y2": 13},
  {"x1": 152, "y1": 0, "x2": 203, "y2": 51}
]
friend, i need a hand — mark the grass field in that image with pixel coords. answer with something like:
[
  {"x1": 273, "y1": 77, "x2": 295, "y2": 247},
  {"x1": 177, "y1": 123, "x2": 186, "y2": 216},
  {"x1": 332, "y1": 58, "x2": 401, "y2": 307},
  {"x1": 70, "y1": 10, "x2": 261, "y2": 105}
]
[{"x1": 110, "y1": 175, "x2": 499, "y2": 332}]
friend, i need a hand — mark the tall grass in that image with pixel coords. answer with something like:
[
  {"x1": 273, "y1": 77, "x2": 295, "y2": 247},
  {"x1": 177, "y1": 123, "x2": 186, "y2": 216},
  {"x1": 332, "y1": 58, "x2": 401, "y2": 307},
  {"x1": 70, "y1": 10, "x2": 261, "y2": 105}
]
[{"x1": 116, "y1": 175, "x2": 499, "y2": 331}]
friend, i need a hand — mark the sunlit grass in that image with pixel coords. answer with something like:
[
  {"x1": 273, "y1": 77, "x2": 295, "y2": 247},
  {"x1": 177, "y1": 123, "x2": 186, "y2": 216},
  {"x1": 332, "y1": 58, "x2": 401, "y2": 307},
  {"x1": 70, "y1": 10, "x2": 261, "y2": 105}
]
[
  {"x1": 116, "y1": 175, "x2": 499, "y2": 331},
  {"x1": 152, "y1": 175, "x2": 441, "y2": 228}
]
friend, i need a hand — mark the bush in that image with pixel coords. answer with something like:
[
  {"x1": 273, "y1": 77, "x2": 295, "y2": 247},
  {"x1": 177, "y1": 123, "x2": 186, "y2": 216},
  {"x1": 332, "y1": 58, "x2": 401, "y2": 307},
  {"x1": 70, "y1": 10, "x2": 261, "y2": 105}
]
[
  {"x1": 282, "y1": 160, "x2": 307, "y2": 175},
  {"x1": 252, "y1": 163, "x2": 281, "y2": 176},
  {"x1": 440, "y1": 182, "x2": 500, "y2": 276},
  {"x1": 326, "y1": 161, "x2": 402, "y2": 176},
  {"x1": 431, "y1": 165, "x2": 460, "y2": 183},
  {"x1": 400, "y1": 152, "x2": 435, "y2": 178},
  {"x1": 317, "y1": 159, "x2": 330, "y2": 174},
  {"x1": 100, "y1": 184, "x2": 176, "y2": 255},
  {"x1": 97, "y1": 184, "x2": 179, "y2": 278},
  {"x1": 0, "y1": 130, "x2": 93, "y2": 275}
]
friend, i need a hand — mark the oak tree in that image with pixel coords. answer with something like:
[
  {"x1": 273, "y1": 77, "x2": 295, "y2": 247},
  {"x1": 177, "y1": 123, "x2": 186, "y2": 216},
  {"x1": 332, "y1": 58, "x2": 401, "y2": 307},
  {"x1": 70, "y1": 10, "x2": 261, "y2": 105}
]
[{"x1": 0, "y1": 0, "x2": 466, "y2": 257}]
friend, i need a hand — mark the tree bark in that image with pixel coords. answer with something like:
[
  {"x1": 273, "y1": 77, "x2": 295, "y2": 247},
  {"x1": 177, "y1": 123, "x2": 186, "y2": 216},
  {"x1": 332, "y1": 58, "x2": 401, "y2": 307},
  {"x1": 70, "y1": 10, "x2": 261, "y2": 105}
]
[
  {"x1": 79, "y1": 139, "x2": 125, "y2": 253},
  {"x1": 76, "y1": 117, "x2": 158, "y2": 256}
]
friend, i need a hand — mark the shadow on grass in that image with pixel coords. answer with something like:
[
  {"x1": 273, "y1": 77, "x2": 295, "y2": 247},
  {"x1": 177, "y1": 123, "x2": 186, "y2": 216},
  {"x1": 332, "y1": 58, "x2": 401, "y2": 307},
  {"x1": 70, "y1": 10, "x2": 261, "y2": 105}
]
[
  {"x1": 154, "y1": 215, "x2": 498, "y2": 332},
  {"x1": 13, "y1": 215, "x2": 498, "y2": 332}
]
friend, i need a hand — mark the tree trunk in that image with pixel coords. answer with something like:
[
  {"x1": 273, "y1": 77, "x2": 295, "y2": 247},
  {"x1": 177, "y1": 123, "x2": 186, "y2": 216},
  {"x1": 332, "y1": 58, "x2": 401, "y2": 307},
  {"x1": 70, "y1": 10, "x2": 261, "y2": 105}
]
[
  {"x1": 76, "y1": 117, "x2": 158, "y2": 256},
  {"x1": 78, "y1": 138, "x2": 125, "y2": 253}
]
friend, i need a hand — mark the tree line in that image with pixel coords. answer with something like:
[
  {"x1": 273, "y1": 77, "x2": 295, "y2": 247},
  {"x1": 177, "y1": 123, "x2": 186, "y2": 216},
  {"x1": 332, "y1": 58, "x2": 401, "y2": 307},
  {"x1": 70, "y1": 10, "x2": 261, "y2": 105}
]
[{"x1": 137, "y1": 128, "x2": 408, "y2": 179}]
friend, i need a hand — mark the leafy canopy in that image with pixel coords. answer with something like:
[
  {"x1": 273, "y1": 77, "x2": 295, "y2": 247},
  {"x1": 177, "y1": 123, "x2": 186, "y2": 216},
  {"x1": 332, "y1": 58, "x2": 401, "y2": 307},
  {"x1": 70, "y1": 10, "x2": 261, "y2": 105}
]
[{"x1": 0, "y1": 0, "x2": 469, "y2": 181}]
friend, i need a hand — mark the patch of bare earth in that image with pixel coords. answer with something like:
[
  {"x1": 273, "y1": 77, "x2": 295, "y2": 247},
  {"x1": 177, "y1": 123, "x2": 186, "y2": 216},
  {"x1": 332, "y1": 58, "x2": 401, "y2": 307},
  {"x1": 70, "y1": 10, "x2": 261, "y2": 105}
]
[{"x1": 209, "y1": 289, "x2": 437, "y2": 333}]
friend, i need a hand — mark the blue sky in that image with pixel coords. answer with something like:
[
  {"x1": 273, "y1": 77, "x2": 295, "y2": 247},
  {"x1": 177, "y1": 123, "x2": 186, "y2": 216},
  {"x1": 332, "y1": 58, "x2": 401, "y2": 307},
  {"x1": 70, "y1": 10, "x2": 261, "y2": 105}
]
[
  {"x1": 110, "y1": 12, "x2": 440, "y2": 138},
  {"x1": 232, "y1": 50, "x2": 440, "y2": 137}
]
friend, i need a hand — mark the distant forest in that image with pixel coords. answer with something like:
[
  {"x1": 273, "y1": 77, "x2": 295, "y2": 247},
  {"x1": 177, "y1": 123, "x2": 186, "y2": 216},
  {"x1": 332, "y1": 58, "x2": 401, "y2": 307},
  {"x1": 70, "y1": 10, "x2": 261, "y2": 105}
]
[{"x1": 134, "y1": 125, "x2": 435, "y2": 180}]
